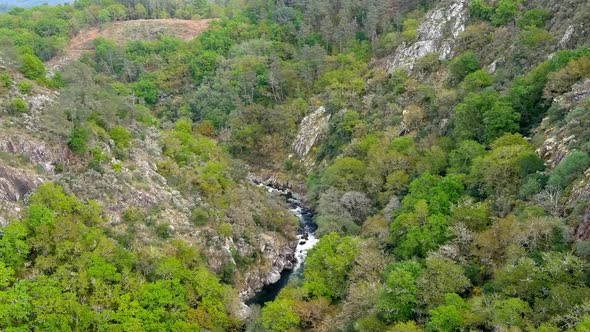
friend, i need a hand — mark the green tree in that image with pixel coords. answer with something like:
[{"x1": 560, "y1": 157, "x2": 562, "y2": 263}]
[
  {"x1": 260, "y1": 298, "x2": 300, "y2": 332},
  {"x1": 133, "y1": 78, "x2": 159, "y2": 105},
  {"x1": 482, "y1": 100, "x2": 521, "y2": 143},
  {"x1": 492, "y1": 0, "x2": 520, "y2": 26},
  {"x1": 517, "y1": 9, "x2": 551, "y2": 29},
  {"x1": 109, "y1": 125, "x2": 132, "y2": 149},
  {"x1": 547, "y1": 151, "x2": 590, "y2": 188},
  {"x1": 417, "y1": 257, "x2": 471, "y2": 309},
  {"x1": 462, "y1": 69, "x2": 493, "y2": 92},
  {"x1": 471, "y1": 134, "x2": 544, "y2": 197},
  {"x1": 20, "y1": 53, "x2": 45, "y2": 80},
  {"x1": 320, "y1": 157, "x2": 367, "y2": 192},
  {"x1": 448, "y1": 140, "x2": 486, "y2": 174},
  {"x1": 68, "y1": 126, "x2": 91, "y2": 154},
  {"x1": 377, "y1": 260, "x2": 423, "y2": 323},
  {"x1": 449, "y1": 52, "x2": 480, "y2": 84},
  {"x1": 303, "y1": 233, "x2": 359, "y2": 301},
  {"x1": 492, "y1": 298, "x2": 531, "y2": 329}
]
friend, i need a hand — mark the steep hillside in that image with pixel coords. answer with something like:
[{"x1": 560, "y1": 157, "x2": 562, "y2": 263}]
[{"x1": 47, "y1": 19, "x2": 212, "y2": 75}]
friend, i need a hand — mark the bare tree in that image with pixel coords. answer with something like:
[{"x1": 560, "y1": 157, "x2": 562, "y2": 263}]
[{"x1": 533, "y1": 185, "x2": 563, "y2": 217}]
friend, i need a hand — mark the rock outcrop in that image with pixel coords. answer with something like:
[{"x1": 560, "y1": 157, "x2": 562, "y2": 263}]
[
  {"x1": 536, "y1": 79, "x2": 590, "y2": 169},
  {"x1": 0, "y1": 133, "x2": 70, "y2": 172},
  {"x1": 387, "y1": 0, "x2": 468, "y2": 72},
  {"x1": 239, "y1": 234, "x2": 297, "y2": 299},
  {"x1": 293, "y1": 106, "x2": 331, "y2": 158}
]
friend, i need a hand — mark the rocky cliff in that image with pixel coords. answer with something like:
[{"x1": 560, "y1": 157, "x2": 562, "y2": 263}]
[{"x1": 387, "y1": 0, "x2": 469, "y2": 72}]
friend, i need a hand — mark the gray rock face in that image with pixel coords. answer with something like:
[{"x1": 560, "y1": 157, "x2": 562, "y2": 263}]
[
  {"x1": 537, "y1": 79, "x2": 590, "y2": 169},
  {"x1": 0, "y1": 163, "x2": 44, "y2": 202},
  {"x1": 292, "y1": 106, "x2": 330, "y2": 158},
  {"x1": 236, "y1": 233, "x2": 297, "y2": 300},
  {"x1": 387, "y1": 0, "x2": 468, "y2": 72},
  {"x1": 0, "y1": 133, "x2": 70, "y2": 172}
]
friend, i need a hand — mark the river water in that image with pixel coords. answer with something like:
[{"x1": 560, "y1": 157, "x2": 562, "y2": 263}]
[{"x1": 245, "y1": 183, "x2": 319, "y2": 306}]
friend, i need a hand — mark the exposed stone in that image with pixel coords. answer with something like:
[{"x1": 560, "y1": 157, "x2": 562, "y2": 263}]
[
  {"x1": 0, "y1": 163, "x2": 45, "y2": 202},
  {"x1": 536, "y1": 79, "x2": 590, "y2": 169},
  {"x1": 387, "y1": 0, "x2": 468, "y2": 72},
  {"x1": 559, "y1": 25, "x2": 576, "y2": 48},
  {"x1": 0, "y1": 133, "x2": 70, "y2": 172},
  {"x1": 293, "y1": 106, "x2": 331, "y2": 158}
]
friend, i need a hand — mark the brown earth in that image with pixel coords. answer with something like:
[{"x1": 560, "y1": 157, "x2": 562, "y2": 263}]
[{"x1": 47, "y1": 19, "x2": 212, "y2": 74}]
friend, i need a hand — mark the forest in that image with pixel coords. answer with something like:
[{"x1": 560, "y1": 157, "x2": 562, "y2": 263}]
[{"x1": 0, "y1": 0, "x2": 590, "y2": 331}]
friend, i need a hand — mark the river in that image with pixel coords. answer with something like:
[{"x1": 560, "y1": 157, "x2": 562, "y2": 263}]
[{"x1": 245, "y1": 182, "x2": 319, "y2": 306}]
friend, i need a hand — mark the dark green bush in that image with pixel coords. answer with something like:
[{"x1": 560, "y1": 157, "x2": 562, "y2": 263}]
[
  {"x1": 9, "y1": 97, "x2": 28, "y2": 114},
  {"x1": 68, "y1": 126, "x2": 91, "y2": 154},
  {"x1": 20, "y1": 53, "x2": 46, "y2": 80},
  {"x1": 449, "y1": 52, "x2": 480, "y2": 84},
  {"x1": 547, "y1": 152, "x2": 590, "y2": 188}
]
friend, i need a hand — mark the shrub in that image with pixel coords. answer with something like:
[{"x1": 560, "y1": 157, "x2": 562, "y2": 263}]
[
  {"x1": 518, "y1": 27, "x2": 553, "y2": 47},
  {"x1": 462, "y1": 69, "x2": 493, "y2": 91},
  {"x1": 20, "y1": 53, "x2": 46, "y2": 80},
  {"x1": 0, "y1": 73, "x2": 12, "y2": 87},
  {"x1": 449, "y1": 52, "x2": 480, "y2": 84},
  {"x1": 155, "y1": 222, "x2": 172, "y2": 239},
  {"x1": 89, "y1": 147, "x2": 107, "y2": 172},
  {"x1": 132, "y1": 78, "x2": 159, "y2": 105},
  {"x1": 112, "y1": 162, "x2": 123, "y2": 173},
  {"x1": 547, "y1": 152, "x2": 590, "y2": 188},
  {"x1": 109, "y1": 125, "x2": 132, "y2": 149},
  {"x1": 17, "y1": 81, "x2": 33, "y2": 94},
  {"x1": 68, "y1": 126, "x2": 91, "y2": 154},
  {"x1": 401, "y1": 18, "x2": 420, "y2": 42},
  {"x1": 190, "y1": 207, "x2": 209, "y2": 226},
  {"x1": 492, "y1": 0, "x2": 520, "y2": 26},
  {"x1": 9, "y1": 97, "x2": 28, "y2": 113},
  {"x1": 517, "y1": 8, "x2": 551, "y2": 29},
  {"x1": 469, "y1": 0, "x2": 494, "y2": 21}
]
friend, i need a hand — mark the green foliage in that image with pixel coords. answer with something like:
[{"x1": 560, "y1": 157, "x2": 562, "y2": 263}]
[
  {"x1": 0, "y1": 73, "x2": 11, "y2": 87},
  {"x1": 492, "y1": 0, "x2": 520, "y2": 26},
  {"x1": 509, "y1": 48, "x2": 590, "y2": 130},
  {"x1": 260, "y1": 298, "x2": 300, "y2": 332},
  {"x1": 19, "y1": 53, "x2": 45, "y2": 79},
  {"x1": 9, "y1": 97, "x2": 28, "y2": 113},
  {"x1": 303, "y1": 233, "x2": 359, "y2": 301},
  {"x1": 401, "y1": 18, "x2": 420, "y2": 42},
  {"x1": 88, "y1": 147, "x2": 107, "y2": 171},
  {"x1": 547, "y1": 152, "x2": 590, "y2": 188},
  {"x1": 462, "y1": 69, "x2": 493, "y2": 92},
  {"x1": 0, "y1": 183, "x2": 240, "y2": 331},
  {"x1": 471, "y1": 134, "x2": 544, "y2": 197},
  {"x1": 449, "y1": 51, "x2": 480, "y2": 83},
  {"x1": 68, "y1": 126, "x2": 91, "y2": 154},
  {"x1": 517, "y1": 9, "x2": 551, "y2": 29},
  {"x1": 417, "y1": 257, "x2": 471, "y2": 309},
  {"x1": 320, "y1": 157, "x2": 367, "y2": 192},
  {"x1": 449, "y1": 140, "x2": 486, "y2": 174},
  {"x1": 482, "y1": 100, "x2": 521, "y2": 143},
  {"x1": 469, "y1": 0, "x2": 494, "y2": 21},
  {"x1": 426, "y1": 296, "x2": 466, "y2": 332},
  {"x1": 519, "y1": 26, "x2": 554, "y2": 47},
  {"x1": 377, "y1": 260, "x2": 422, "y2": 323},
  {"x1": 492, "y1": 298, "x2": 531, "y2": 329},
  {"x1": 109, "y1": 125, "x2": 131, "y2": 149},
  {"x1": 132, "y1": 78, "x2": 159, "y2": 105},
  {"x1": 390, "y1": 173, "x2": 464, "y2": 258},
  {"x1": 16, "y1": 80, "x2": 32, "y2": 94}
]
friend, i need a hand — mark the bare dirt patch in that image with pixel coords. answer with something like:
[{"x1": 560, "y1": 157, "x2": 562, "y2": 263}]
[{"x1": 47, "y1": 19, "x2": 212, "y2": 75}]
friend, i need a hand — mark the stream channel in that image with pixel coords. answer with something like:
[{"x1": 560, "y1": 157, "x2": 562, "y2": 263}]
[{"x1": 246, "y1": 182, "x2": 319, "y2": 306}]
